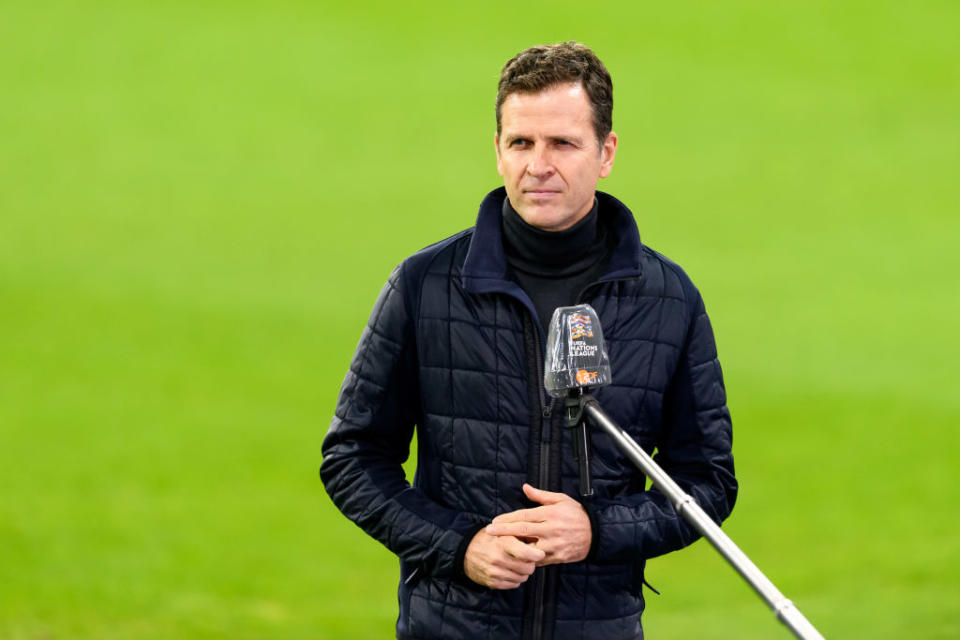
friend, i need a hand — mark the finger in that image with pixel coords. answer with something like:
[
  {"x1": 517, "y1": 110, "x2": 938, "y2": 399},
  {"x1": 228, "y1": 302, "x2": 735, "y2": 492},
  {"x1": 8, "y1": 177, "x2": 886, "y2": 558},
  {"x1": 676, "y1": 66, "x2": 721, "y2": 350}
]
[
  {"x1": 490, "y1": 562, "x2": 535, "y2": 582},
  {"x1": 532, "y1": 537, "x2": 573, "y2": 567},
  {"x1": 503, "y1": 536, "x2": 547, "y2": 563},
  {"x1": 485, "y1": 521, "x2": 544, "y2": 539},
  {"x1": 533, "y1": 553, "x2": 557, "y2": 568},
  {"x1": 491, "y1": 506, "x2": 549, "y2": 524},
  {"x1": 490, "y1": 577, "x2": 526, "y2": 590},
  {"x1": 522, "y1": 483, "x2": 568, "y2": 505},
  {"x1": 498, "y1": 558, "x2": 537, "y2": 578},
  {"x1": 532, "y1": 537, "x2": 555, "y2": 559}
]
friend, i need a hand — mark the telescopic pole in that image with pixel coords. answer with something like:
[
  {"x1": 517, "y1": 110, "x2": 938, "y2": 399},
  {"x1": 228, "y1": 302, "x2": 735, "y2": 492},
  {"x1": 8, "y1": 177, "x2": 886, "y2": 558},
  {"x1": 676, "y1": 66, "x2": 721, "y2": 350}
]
[{"x1": 581, "y1": 397, "x2": 826, "y2": 640}]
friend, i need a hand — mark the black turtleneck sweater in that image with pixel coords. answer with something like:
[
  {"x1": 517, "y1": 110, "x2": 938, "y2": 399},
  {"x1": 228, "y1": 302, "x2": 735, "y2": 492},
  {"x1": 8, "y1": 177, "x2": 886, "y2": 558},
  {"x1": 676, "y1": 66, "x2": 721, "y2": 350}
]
[{"x1": 501, "y1": 198, "x2": 615, "y2": 332}]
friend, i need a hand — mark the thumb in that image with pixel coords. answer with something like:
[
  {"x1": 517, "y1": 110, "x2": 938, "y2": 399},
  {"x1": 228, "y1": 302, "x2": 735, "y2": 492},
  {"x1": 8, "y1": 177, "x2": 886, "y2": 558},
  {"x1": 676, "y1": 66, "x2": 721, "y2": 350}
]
[{"x1": 523, "y1": 483, "x2": 566, "y2": 505}]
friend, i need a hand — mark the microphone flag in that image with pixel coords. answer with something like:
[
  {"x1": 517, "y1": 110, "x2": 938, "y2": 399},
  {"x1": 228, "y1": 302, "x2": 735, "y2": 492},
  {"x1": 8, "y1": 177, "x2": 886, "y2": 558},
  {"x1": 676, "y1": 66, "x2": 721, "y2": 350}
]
[{"x1": 544, "y1": 304, "x2": 612, "y2": 398}]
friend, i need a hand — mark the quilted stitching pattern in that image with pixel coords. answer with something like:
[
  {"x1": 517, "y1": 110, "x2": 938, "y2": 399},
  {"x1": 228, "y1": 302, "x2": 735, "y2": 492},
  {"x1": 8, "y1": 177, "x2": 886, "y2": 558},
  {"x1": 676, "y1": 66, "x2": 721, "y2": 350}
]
[{"x1": 321, "y1": 189, "x2": 736, "y2": 640}]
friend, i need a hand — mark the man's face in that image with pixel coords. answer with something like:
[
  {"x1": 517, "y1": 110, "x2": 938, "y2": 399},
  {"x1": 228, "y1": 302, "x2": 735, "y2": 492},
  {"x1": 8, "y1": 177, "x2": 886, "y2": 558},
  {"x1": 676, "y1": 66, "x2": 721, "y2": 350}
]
[{"x1": 496, "y1": 82, "x2": 618, "y2": 232}]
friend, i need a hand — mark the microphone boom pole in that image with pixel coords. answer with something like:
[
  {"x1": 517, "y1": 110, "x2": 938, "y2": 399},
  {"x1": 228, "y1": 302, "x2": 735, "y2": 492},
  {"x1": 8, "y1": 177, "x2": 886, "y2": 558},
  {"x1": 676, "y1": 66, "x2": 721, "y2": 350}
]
[
  {"x1": 581, "y1": 398, "x2": 826, "y2": 640},
  {"x1": 544, "y1": 304, "x2": 825, "y2": 640}
]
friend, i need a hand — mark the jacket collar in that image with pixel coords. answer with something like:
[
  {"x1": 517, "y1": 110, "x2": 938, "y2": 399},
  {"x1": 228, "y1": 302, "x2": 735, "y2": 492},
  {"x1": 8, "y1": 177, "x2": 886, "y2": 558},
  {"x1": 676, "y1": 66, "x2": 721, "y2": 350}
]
[{"x1": 461, "y1": 187, "x2": 644, "y2": 296}]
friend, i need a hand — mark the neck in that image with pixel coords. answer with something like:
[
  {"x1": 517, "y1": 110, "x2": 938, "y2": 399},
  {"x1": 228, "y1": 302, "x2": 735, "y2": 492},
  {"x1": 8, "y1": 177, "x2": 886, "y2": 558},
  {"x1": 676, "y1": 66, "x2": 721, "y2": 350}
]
[{"x1": 501, "y1": 198, "x2": 600, "y2": 271}]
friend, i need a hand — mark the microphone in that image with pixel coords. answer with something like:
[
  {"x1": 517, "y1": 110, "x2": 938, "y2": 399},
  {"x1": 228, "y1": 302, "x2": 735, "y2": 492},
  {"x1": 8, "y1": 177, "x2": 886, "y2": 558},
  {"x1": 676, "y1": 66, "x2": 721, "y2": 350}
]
[
  {"x1": 539, "y1": 311, "x2": 826, "y2": 639},
  {"x1": 543, "y1": 304, "x2": 611, "y2": 498},
  {"x1": 543, "y1": 304, "x2": 612, "y2": 398}
]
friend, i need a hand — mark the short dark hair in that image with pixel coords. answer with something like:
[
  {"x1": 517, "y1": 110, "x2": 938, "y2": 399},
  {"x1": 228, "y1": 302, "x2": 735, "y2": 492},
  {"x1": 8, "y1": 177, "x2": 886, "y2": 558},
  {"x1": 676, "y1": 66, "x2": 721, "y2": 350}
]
[{"x1": 496, "y1": 41, "x2": 613, "y2": 147}]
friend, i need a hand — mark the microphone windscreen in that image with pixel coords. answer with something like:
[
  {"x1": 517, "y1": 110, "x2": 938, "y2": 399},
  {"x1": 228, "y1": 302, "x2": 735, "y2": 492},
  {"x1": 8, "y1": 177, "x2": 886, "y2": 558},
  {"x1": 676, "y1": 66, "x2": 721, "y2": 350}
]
[{"x1": 543, "y1": 304, "x2": 612, "y2": 397}]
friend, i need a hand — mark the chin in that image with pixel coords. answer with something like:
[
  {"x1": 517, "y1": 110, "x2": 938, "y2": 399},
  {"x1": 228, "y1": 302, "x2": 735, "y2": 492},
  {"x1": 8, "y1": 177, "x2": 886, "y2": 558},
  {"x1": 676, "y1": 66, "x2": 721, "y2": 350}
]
[{"x1": 518, "y1": 208, "x2": 564, "y2": 230}]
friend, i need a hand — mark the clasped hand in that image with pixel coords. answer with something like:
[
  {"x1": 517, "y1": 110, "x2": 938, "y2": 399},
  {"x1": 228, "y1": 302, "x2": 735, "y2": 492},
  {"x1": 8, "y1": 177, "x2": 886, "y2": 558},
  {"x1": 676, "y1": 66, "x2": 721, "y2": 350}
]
[{"x1": 463, "y1": 483, "x2": 591, "y2": 590}]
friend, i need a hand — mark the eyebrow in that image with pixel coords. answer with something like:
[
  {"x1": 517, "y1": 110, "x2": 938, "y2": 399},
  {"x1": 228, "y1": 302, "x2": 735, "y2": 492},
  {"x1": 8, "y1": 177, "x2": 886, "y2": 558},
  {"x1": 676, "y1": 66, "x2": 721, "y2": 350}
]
[
  {"x1": 548, "y1": 135, "x2": 584, "y2": 145},
  {"x1": 504, "y1": 134, "x2": 585, "y2": 146}
]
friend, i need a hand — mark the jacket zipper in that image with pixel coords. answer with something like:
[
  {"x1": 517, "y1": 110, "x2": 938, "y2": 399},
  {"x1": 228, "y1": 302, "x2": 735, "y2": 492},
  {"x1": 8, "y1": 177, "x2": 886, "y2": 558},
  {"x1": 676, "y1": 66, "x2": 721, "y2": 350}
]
[
  {"x1": 532, "y1": 333, "x2": 552, "y2": 640},
  {"x1": 533, "y1": 278, "x2": 633, "y2": 640},
  {"x1": 536, "y1": 335, "x2": 552, "y2": 489},
  {"x1": 527, "y1": 275, "x2": 639, "y2": 640}
]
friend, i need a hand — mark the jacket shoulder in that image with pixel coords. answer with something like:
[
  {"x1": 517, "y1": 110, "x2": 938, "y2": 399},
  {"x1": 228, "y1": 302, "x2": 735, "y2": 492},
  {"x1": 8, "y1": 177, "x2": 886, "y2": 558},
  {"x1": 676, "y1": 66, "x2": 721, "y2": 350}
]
[
  {"x1": 398, "y1": 227, "x2": 472, "y2": 281},
  {"x1": 393, "y1": 227, "x2": 474, "y2": 319},
  {"x1": 639, "y1": 245, "x2": 703, "y2": 313}
]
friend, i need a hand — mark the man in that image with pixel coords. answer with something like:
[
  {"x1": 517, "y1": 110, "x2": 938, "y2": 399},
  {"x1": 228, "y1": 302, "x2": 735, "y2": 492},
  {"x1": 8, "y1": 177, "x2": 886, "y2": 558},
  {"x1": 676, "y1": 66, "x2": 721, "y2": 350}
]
[{"x1": 321, "y1": 42, "x2": 737, "y2": 639}]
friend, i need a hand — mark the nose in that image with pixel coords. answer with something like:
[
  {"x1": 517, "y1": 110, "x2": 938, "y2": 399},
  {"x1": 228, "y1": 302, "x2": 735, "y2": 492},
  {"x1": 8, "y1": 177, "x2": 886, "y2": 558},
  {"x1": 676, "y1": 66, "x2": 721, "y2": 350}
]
[{"x1": 526, "y1": 145, "x2": 555, "y2": 179}]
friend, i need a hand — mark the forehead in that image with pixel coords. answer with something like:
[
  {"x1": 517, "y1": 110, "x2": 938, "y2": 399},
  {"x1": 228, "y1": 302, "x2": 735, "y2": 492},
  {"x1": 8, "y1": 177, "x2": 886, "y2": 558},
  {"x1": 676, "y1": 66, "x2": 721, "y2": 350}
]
[{"x1": 499, "y1": 83, "x2": 593, "y2": 134}]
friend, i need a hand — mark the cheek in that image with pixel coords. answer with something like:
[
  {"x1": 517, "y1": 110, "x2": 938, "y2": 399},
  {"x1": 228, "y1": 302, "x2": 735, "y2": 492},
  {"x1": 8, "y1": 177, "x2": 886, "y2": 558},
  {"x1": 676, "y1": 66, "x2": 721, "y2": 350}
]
[
  {"x1": 503, "y1": 162, "x2": 523, "y2": 183},
  {"x1": 574, "y1": 159, "x2": 602, "y2": 186}
]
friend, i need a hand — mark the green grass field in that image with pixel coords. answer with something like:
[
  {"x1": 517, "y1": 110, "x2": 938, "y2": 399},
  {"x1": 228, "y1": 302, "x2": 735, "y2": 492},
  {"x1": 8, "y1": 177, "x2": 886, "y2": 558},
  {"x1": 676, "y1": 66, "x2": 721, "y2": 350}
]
[{"x1": 2, "y1": 1, "x2": 958, "y2": 637}]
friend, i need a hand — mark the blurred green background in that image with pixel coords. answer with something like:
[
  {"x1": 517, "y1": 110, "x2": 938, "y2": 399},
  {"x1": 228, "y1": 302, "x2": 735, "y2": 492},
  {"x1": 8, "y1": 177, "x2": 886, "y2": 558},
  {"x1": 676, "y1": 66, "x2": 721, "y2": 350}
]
[{"x1": 2, "y1": 0, "x2": 958, "y2": 638}]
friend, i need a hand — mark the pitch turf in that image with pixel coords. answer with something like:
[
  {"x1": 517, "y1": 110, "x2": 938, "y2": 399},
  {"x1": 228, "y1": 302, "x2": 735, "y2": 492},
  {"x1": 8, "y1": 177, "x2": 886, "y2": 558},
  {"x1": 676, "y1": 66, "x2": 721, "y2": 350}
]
[{"x1": 1, "y1": 1, "x2": 958, "y2": 638}]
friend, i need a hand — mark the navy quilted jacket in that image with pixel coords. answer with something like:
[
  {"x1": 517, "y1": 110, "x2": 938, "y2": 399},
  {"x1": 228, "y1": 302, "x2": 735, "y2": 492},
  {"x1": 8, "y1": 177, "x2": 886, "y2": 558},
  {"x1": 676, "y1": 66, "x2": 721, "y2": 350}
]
[{"x1": 321, "y1": 188, "x2": 737, "y2": 640}]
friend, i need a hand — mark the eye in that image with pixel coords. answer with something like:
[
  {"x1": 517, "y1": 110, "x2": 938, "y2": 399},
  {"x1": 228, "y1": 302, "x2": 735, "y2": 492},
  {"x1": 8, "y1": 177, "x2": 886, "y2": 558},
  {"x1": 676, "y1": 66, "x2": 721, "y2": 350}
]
[{"x1": 510, "y1": 138, "x2": 531, "y2": 148}]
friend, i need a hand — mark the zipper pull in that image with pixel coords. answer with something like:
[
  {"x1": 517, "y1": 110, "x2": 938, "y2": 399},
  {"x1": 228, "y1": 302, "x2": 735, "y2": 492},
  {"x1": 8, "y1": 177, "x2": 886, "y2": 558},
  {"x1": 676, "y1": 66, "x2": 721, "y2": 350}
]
[{"x1": 541, "y1": 401, "x2": 553, "y2": 443}]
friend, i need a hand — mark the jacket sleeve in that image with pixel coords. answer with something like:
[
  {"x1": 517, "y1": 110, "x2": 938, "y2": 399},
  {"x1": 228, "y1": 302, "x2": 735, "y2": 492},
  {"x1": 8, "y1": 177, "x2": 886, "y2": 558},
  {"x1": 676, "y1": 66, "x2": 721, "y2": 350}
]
[
  {"x1": 587, "y1": 291, "x2": 738, "y2": 564},
  {"x1": 320, "y1": 265, "x2": 482, "y2": 580}
]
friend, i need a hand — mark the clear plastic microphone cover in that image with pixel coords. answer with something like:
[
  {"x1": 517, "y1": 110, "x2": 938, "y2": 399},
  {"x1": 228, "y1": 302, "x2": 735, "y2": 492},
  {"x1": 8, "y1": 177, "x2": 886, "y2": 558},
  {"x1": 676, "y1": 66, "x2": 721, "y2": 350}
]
[{"x1": 544, "y1": 304, "x2": 612, "y2": 398}]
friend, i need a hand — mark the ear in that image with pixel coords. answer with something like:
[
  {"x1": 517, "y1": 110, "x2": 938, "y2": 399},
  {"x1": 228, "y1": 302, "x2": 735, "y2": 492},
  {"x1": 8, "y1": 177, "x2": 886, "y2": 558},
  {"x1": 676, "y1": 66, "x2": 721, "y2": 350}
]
[
  {"x1": 598, "y1": 131, "x2": 618, "y2": 179},
  {"x1": 495, "y1": 133, "x2": 504, "y2": 177}
]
